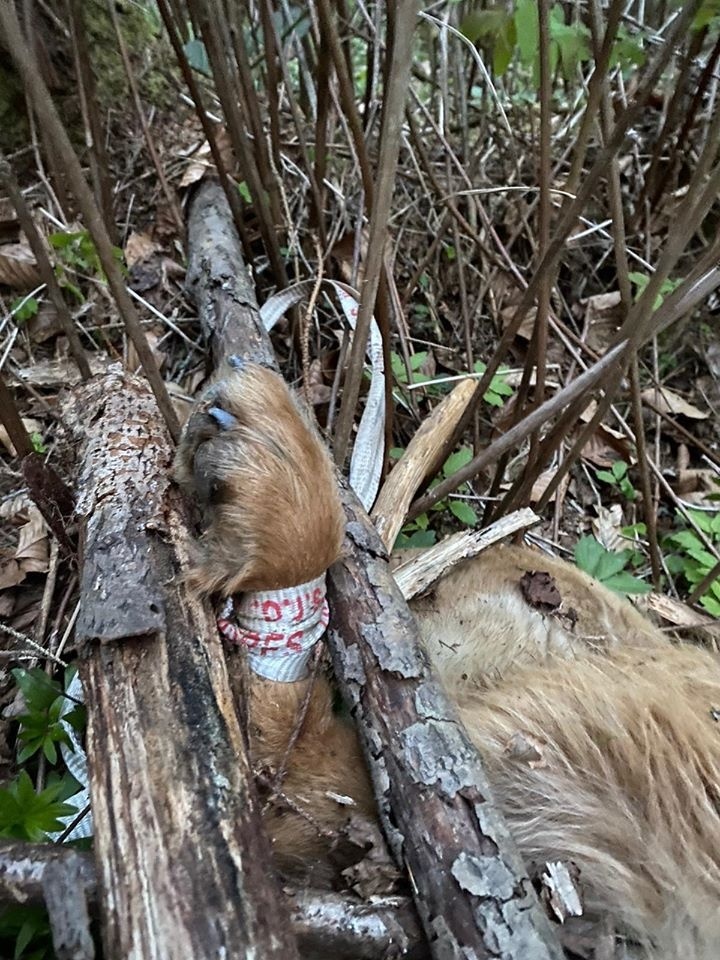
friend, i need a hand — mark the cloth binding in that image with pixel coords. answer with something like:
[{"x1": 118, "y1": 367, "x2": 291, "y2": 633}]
[{"x1": 217, "y1": 573, "x2": 329, "y2": 682}]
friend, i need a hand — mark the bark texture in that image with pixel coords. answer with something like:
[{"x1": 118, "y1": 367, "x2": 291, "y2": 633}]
[
  {"x1": 187, "y1": 179, "x2": 563, "y2": 960},
  {"x1": 0, "y1": 841, "x2": 425, "y2": 960},
  {"x1": 64, "y1": 367, "x2": 298, "y2": 960}
]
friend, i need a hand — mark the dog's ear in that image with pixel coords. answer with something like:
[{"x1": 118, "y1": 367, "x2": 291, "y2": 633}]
[{"x1": 174, "y1": 363, "x2": 346, "y2": 595}]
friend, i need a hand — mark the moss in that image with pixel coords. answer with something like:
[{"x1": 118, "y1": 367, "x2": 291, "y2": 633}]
[
  {"x1": 83, "y1": 0, "x2": 174, "y2": 109},
  {"x1": 0, "y1": 66, "x2": 28, "y2": 153}
]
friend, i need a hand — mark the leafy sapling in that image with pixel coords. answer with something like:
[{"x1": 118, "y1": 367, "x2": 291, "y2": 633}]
[{"x1": 596, "y1": 460, "x2": 636, "y2": 500}]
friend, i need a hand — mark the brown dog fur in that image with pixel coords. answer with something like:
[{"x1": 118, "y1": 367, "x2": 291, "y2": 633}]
[
  {"x1": 174, "y1": 363, "x2": 345, "y2": 593},
  {"x1": 178, "y1": 363, "x2": 720, "y2": 959}
]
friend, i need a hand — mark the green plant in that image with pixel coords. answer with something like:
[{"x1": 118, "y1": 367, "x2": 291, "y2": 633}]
[
  {"x1": 10, "y1": 296, "x2": 38, "y2": 323},
  {"x1": 393, "y1": 445, "x2": 478, "y2": 547},
  {"x1": 390, "y1": 351, "x2": 515, "y2": 408},
  {"x1": 29, "y1": 433, "x2": 45, "y2": 454},
  {"x1": 628, "y1": 272, "x2": 683, "y2": 311},
  {"x1": 665, "y1": 509, "x2": 720, "y2": 616},
  {"x1": 49, "y1": 228, "x2": 124, "y2": 299},
  {"x1": 574, "y1": 535, "x2": 651, "y2": 595},
  {"x1": 596, "y1": 460, "x2": 636, "y2": 500},
  {"x1": 460, "y1": 0, "x2": 644, "y2": 82},
  {"x1": 0, "y1": 904, "x2": 53, "y2": 960},
  {"x1": 472, "y1": 361, "x2": 515, "y2": 407},
  {"x1": 0, "y1": 771, "x2": 79, "y2": 842},
  {"x1": 11, "y1": 668, "x2": 85, "y2": 765}
]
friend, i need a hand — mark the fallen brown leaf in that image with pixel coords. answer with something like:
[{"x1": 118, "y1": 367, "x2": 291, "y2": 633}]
[
  {"x1": 641, "y1": 386, "x2": 708, "y2": 420},
  {"x1": 592, "y1": 504, "x2": 625, "y2": 552},
  {"x1": 124, "y1": 231, "x2": 160, "y2": 268},
  {"x1": 580, "y1": 291, "x2": 622, "y2": 353},
  {"x1": 0, "y1": 497, "x2": 48, "y2": 590},
  {"x1": 0, "y1": 241, "x2": 41, "y2": 289}
]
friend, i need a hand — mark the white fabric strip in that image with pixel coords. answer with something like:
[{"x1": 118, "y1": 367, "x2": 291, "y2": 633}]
[
  {"x1": 260, "y1": 280, "x2": 385, "y2": 512},
  {"x1": 217, "y1": 574, "x2": 329, "y2": 682}
]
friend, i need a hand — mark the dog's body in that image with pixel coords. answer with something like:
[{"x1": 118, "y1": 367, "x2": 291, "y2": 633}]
[{"x1": 176, "y1": 364, "x2": 720, "y2": 959}]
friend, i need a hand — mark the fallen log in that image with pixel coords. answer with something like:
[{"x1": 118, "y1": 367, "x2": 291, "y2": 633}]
[
  {"x1": 186, "y1": 178, "x2": 563, "y2": 960},
  {"x1": 0, "y1": 840, "x2": 94, "y2": 960},
  {"x1": 63, "y1": 367, "x2": 298, "y2": 960},
  {"x1": 0, "y1": 841, "x2": 426, "y2": 959}
]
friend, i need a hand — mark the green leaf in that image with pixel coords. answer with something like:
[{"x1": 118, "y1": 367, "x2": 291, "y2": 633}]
[
  {"x1": 394, "y1": 529, "x2": 437, "y2": 549},
  {"x1": 574, "y1": 535, "x2": 605, "y2": 577},
  {"x1": 11, "y1": 297, "x2": 39, "y2": 323},
  {"x1": 11, "y1": 669, "x2": 62, "y2": 714},
  {"x1": 550, "y1": 9, "x2": 591, "y2": 77},
  {"x1": 449, "y1": 500, "x2": 478, "y2": 526},
  {"x1": 594, "y1": 548, "x2": 631, "y2": 582},
  {"x1": 514, "y1": 0, "x2": 538, "y2": 65},
  {"x1": 601, "y1": 571, "x2": 652, "y2": 595},
  {"x1": 700, "y1": 594, "x2": 720, "y2": 617},
  {"x1": 0, "y1": 772, "x2": 77, "y2": 842},
  {"x1": 29, "y1": 433, "x2": 45, "y2": 454},
  {"x1": 443, "y1": 446, "x2": 473, "y2": 477},
  {"x1": 237, "y1": 181, "x2": 252, "y2": 204},
  {"x1": 183, "y1": 38, "x2": 210, "y2": 75},
  {"x1": 596, "y1": 470, "x2": 615, "y2": 485}
]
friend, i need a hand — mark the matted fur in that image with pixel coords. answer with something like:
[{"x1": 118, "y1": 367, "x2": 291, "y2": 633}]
[
  {"x1": 178, "y1": 363, "x2": 720, "y2": 959},
  {"x1": 174, "y1": 364, "x2": 345, "y2": 593}
]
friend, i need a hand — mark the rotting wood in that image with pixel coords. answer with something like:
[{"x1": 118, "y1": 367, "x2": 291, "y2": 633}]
[
  {"x1": 63, "y1": 366, "x2": 299, "y2": 960},
  {"x1": 0, "y1": 840, "x2": 426, "y2": 960},
  {"x1": 186, "y1": 178, "x2": 564, "y2": 960},
  {"x1": 0, "y1": 841, "x2": 94, "y2": 960},
  {"x1": 393, "y1": 508, "x2": 540, "y2": 601}
]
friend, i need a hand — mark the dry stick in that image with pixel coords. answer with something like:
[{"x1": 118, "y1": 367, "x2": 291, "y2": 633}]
[
  {"x1": 372, "y1": 379, "x2": 476, "y2": 550},
  {"x1": 643, "y1": 27, "x2": 707, "y2": 217},
  {"x1": 410, "y1": 342, "x2": 627, "y2": 520},
  {"x1": 394, "y1": 509, "x2": 540, "y2": 602},
  {"x1": 224, "y1": 0, "x2": 289, "y2": 236},
  {"x1": 315, "y1": 0, "x2": 373, "y2": 203},
  {"x1": 0, "y1": 2, "x2": 180, "y2": 442},
  {"x1": 425, "y1": 0, "x2": 702, "y2": 492},
  {"x1": 530, "y1": 151, "x2": 720, "y2": 517},
  {"x1": 106, "y1": 0, "x2": 184, "y2": 236},
  {"x1": 0, "y1": 372, "x2": 75, "y2": 553},
  {"x1": 191, "y1": 0, "x2": 288, "y2": 287},
  {"x1": 332, "y1": 0, "x2": 416, "y2": 464},
  {"x1": 675, "y1": 30, "x2": 720, "y2": 161},
  {"x1": 155, "y1": 0, "x2": 255, "y2": 268},
  {"x1": 0, "y1": 371, "x2": 33, "y2": 457},
  {"x1": 67, "y1": 0, "x2": 116, "y2": 244},
  {"x1": 588, "y1": 0, "x2": 661, "y2": 587},
  {"x1": 520, "y1": 0, "x2": 552, "y2": 490},
  {"x1": 564, "y1": 0, "x2": 624, "y2": 194},
  {"x1": 312, "y1": 0, "x2": 396, "y2": 469},
  {"x1": 0, "y1": 157, "x2": 91, "y2": 380},
  {"x1": 688, "y1": 557, "x2": 720, "y2": 606},
  {"x1": 258, "y1": 0, "x2": 327, "y2": 246},
  {"x1": 257, "y1": 0, "x2": 283, "y2": 170},
  {"x1": 187, "y1": 178, "x2": 564, "y2": 960},
  {"x1": 533, "y1": 166, "x2": 720, "y2": 517}
]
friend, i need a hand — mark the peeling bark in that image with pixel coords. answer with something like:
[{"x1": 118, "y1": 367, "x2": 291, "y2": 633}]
[
  {"x1": 64, "y1": 367, "x2": 298, "y2": 960},
  {"x1": 186, "y1": 179, "x2": 563, "y2": 960},
  {"x1": 0, "y1": 841, "x2": 425, "y2": 960},
  {"x1": 0, "y1": 842, "x2": 94, "y2": 959}
]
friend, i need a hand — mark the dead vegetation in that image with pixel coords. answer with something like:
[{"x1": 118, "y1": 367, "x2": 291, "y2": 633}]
[{"x1": 0, "y1": 0, "x2": 720, "y2": 957}]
